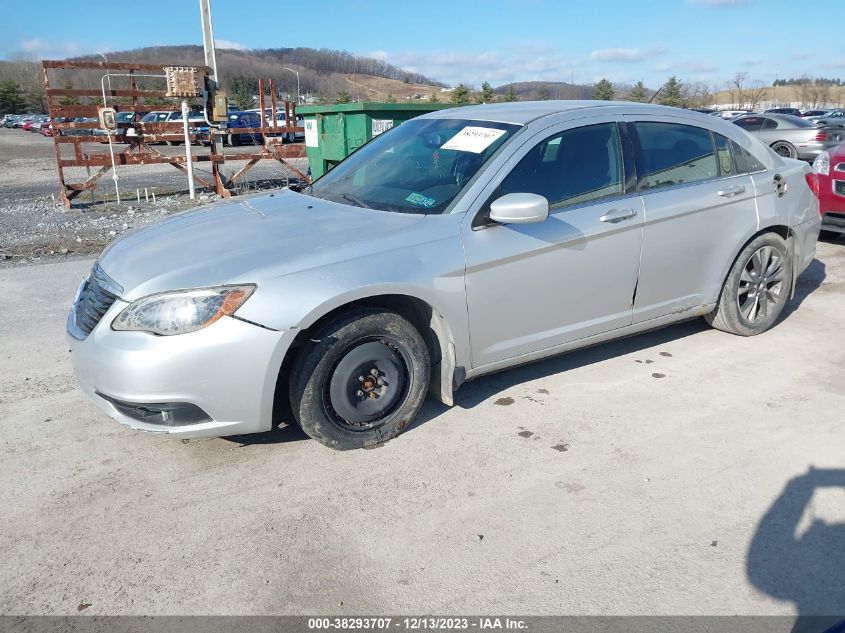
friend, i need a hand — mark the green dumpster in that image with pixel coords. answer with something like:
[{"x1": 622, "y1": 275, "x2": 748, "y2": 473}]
[{"x1": 298, "y1": 102, "x2": 457, "y2": 179}]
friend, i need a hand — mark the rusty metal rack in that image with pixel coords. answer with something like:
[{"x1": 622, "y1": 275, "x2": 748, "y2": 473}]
[{"x1": 42, "y1": 60, "x2": 309, "y2": 207}]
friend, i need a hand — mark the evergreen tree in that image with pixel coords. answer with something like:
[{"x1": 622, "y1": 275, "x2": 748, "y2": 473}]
[
  {"x1": 592, "y1": 78, "x2": 615, "y2": 100},
  {"x1": 627, "y1": 81, "x2": 648, "y2": 103},
  {"x1": 335, "y1": 89, "x2": 351, "y2": 103},
  {"x1": 478, "y1": 81, "x2": 495, "y2": 103},
  {"x1": 450, "y1": 83, "x2": 472, "y2": 104},
  {"x1": 58, "y1": 81, "x2": 79, "y2": 106},
  {"x1": 501, "y1": 85, "x2": 519, "y2": 102},
  {"x1": 657, "y1": 76, "x2": 683, "y2": 107},
  {"x1": 230, "y1": 76, "x2": 257, "y2": 110},
  {"x1": 429, "y1": 91, "x2": 440, "y2": 103},
  {"x1": 385, "y1": 93, "x2": 397, "y2": 103},
  {"x1": 0, "y1": 80, "x2": 27, "y2": 115}
]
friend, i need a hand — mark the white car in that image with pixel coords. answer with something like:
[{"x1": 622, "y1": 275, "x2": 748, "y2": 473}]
[{"x1": 245, "y1": 108, "x2": 305, "y2": 142}]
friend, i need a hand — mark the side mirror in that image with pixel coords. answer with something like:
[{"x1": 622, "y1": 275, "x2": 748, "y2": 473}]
[{"x1": 489, "y1": 193, "x2": 549, "y2": 224}]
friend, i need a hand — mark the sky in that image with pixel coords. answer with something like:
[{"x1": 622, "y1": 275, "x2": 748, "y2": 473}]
[{"x1": 1, "y1": 0, "x2": 843, "y2": 89}]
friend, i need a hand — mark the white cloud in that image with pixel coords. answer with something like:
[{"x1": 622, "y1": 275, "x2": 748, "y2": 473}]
[
  {"x1": 215, "y1": 39, "x2": 247, "y2": 51},
  {"x1": 367, "y1": 45, "x2": 577, "y2": 87},
  {"x1": 16, "y1": 38, "x2": 87, "y2": 60},
  {"x1": 589, "y1": 48, "x2": 647, "y2": 63}
]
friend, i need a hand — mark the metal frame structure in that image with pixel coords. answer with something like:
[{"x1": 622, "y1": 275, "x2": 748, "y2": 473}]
[{"x1": 42, "y1": 60, "x2": 308, "y2": 208}]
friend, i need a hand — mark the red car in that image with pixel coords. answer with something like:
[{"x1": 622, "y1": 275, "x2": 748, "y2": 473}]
[
  {"x1": 813, "y1": 143, "x2": 845, "y2": 236},
  {"x1": 40, "y1": 123, "x2": 53, "y2": 137},
  {"x1": 21, "y1": 119, "x2": 34, "y2": 131}
]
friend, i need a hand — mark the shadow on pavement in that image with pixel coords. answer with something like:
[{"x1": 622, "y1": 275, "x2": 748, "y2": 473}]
[{"x1": 747, "y1": 468, "x2": 845, "y2": 633}]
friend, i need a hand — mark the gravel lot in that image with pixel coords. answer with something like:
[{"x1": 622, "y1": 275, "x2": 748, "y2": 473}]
[
  {"x1": 0, "y1": 128, "x2": 307, "y2": 266},
  {"x1": 0, "y1": 235, "x2": 843, "y2": 617}
]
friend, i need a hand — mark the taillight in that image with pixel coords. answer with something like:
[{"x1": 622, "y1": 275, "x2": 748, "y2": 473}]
[
  {"x1": 815, "y1": 131, "x2": 829, "y2": 141},
  {"x1": 805, "y1": 173, "x2": 820, "y2": 200}
]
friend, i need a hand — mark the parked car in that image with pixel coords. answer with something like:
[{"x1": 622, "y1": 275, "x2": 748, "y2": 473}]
[
  {"x1": 224, "y1": 110, "x2": 264, "y2": 145},
  {"x1": 716, "y1": 109, "x2": 754, "y2": 120},
  {"x1": 244, "y1": 107, "x2": 305, "y2": 142},
  {"x1": 732, "y1": 113, "x2": 843, "y2": 160},
  {"x1": 815, "y1": 110, "x2": 845, "y2": 128},
  {"x1": 40, "y1": 122, "x2": 53, "y2": 137},
  {"x1": 765, "y1": 107, "x2": 803, "y2": 117},
  {"x1": 163, "y1": 110, "x2": 209, "y2": 145},
  {"x1": 802, "y1": 109, "x2": 833, "y2": 122},
  {"x1": 67, "y1": 102, "x2": 822, "y2": 449},
  {"x1": 2, "y1": 114, "x2": 23, "y2": 128},
  {"x1": 811, "y1": 145, "x2": 845, "y2": 236},
  {"x1": 21, "y1": 119, "x2": 35, "y2": 131},
  {"x1": 93, "y1": 112, "x2": 146, "y2": 142},
  {"x1": 269, "y1": 111, "x2": 304, "y2": 142}
]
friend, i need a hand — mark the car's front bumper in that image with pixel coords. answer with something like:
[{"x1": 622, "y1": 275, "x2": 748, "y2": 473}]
[{"x1": 67, "y1": 299, "x2": 295, "y2": 437}]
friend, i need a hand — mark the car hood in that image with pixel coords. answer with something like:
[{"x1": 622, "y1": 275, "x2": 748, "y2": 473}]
[{"x1": 98, "y1": 190, "x2": 430, "y2": 300}]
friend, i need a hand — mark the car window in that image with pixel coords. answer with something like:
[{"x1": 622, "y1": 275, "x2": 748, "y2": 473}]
[
  {"x1": 713, "y1": 133, "x2": 737, "y2": 177},
  {"x1": 310, "y1": 118, "x2": 520, "y2": 214},
  {"x1": 734, "y1": 117, "x2": 763, "y2": 132},
  {"x1": 762, "y1": 118, "x2": 778, "y2": 130},
  {"x1": 731, "y1": 140, "x2": 765, "y2": 173},
  {"x1": 632, "y1": 122, "x2": 718, "y2": 190},
  {"x1": 496, "y1": 123, "x2": 624, "y2": 210}
]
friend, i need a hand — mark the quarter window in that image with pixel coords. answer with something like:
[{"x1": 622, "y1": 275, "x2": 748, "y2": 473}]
[
  {"x1": 713, "y1": 133, "x2": 737, "y2": 177},
  {"x1": 497, "y1": 123, "x2": 624, "y2": 210},
  {"x1": 632, "y1": 122, "x2": 718, "y2": 190},
  {"x1": 734, "y1": 117, "x2": 764, "y2": 132}
]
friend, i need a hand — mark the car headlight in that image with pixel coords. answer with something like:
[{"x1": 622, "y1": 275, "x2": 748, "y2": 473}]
[
  {"x1": 111, "y1": 285, "x2": 255, "y2": 336},
  {"x1": 813, "y1": 151, "x2": 830, "y2": 176}
]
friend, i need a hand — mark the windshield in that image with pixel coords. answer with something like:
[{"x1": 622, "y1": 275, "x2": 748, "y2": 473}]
[{"x1": 309, "y1": 118, "x2": 520, "y2": 214}]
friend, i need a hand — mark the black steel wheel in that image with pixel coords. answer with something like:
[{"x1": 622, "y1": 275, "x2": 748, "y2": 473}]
[{"x1": 290, "y1": 309, "x2": 430, "y2": 450}]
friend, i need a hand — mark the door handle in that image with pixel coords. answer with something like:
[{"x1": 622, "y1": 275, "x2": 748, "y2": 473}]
[
  {"x1": 599, "y1": 208, "x2": 637, "y2": 223},
  {"x1": 717, "y1": 185, "x2": 746, "y2": 197}
]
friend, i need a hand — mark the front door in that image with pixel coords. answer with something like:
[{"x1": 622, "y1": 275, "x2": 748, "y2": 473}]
[{"x1": 461, "y1": 120, "x2": 644, "y2": 369}]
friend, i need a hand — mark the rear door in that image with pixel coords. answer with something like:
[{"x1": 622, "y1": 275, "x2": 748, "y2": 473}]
[{"x1": 626, "y1": 117, "x2": 759, "y2": 322}]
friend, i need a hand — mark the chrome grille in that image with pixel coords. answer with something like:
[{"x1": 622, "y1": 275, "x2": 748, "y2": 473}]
[
  {"x1": 70, "y1": 264, "x2": 122, "y2": 339},
  {"x1": 835, "y1": 180, "x2": 845, "y2": 198}
]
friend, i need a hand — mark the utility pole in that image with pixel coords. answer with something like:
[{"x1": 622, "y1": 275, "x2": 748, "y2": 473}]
[
  {"x1": 199, "y1": 0, "x2": 219, "y2": 88},
  {"x1": 284, "y1": 67, "x2": 300, "y2": 104}
]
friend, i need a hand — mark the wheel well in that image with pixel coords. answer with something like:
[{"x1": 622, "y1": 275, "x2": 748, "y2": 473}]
[
  {"x1": 714, "y1": 224, "x2": 795, "y2": 304},
  {"x1": 272, "y1": 295, "x2": 456, "y2": 427}
]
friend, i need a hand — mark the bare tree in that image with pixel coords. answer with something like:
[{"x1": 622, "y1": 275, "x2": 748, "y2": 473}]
[
  {"x1": 746, "y1": 81, "x2": 767, "y2": 110},
  {"x1": 727, "y1": 72, "x2": 749, "y2": 109}
]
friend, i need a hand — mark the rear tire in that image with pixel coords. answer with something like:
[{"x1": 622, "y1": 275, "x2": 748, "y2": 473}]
[
  {"x1": 771, "y1": 141, "x2": 798, "y2": 159},
  {"x1": 705, "y1": 233, "x2": 793, "y2": 336},
  {"x1": 289, "y1": 309, "x2": 430, "y2": 450}
]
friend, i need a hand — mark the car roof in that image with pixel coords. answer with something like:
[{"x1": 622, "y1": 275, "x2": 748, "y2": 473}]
[{"x1": 420, "y1": 100, "x2": 720, "y2": 125}]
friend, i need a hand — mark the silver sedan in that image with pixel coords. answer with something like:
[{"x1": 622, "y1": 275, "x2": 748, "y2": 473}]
[
  {"x1": 68, "y1": 101, "x2": 822, "y2": 449},
  {"x1": 733, "y1": 113, "x2": 844, "y2": 161}
]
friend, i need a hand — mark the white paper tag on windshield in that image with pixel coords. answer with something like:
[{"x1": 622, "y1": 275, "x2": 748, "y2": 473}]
[{"x1": 441, "y1": 126, "x2": 506, "y2": 153}]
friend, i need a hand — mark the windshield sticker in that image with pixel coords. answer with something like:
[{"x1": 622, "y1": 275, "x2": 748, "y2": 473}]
[
  {"x1": 441, "y1": 126, "x2": 507, "y2": 153},
  {"x1": 405, "y1": 192, "x2": 436, "y2": 208}
]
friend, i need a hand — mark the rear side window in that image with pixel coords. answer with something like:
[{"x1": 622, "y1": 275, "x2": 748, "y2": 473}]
[
  {"x1": 730, "y1": 140, "x2": 765, "y2": 173},
  {"x1": 762, "y1": 118, "x2": 778, "y2": 130},
  {"x1": 632, "y1": 122, "x2": 718, "y2": 190},
  {"x1": 734, "y1": 117, "x2": 764, "y2": 132},
  {"x1": 713, "y1": 133, "x2": 737, "y2": 177},
  {"x1": 497, "y1": 122, "x2": 624, "y2": 210}
]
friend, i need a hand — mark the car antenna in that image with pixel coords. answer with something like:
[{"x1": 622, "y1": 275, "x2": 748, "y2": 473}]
[{"x1": 648, "y1": 86, "x2": 663, "y2": 104}]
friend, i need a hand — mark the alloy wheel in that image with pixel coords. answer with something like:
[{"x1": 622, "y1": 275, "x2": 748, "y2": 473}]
[{"x1": 737, "y1": 245, "x2": 786, "y2": 323}]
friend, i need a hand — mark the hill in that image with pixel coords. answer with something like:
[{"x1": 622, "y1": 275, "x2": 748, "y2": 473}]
[{"x1": 67, "y1": 45, "x2": 447, "y2": 102}]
